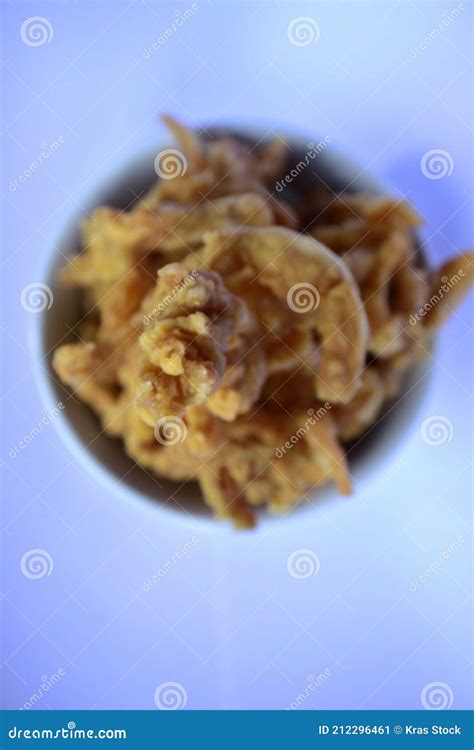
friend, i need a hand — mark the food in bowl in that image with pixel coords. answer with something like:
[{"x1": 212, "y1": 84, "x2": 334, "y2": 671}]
[{"x1": 52, "y1": 116, "x2": 473, "y2": 527}]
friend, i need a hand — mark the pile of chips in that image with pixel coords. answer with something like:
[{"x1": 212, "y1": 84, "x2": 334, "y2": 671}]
[{"x1": 53, "y1": 117, "x2": 473, "y2": 527}]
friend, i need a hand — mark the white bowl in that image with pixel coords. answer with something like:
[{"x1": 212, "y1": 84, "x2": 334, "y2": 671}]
[{"x1": 31, "y1": 122, "x2": 433, "y2": 530}]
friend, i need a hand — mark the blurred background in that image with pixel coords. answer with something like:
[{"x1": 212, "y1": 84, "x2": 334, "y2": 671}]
[{"x1": 1, "y1": 0, "x2": 473, "y2": 710}]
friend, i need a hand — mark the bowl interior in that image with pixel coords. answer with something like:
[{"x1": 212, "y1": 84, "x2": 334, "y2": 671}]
[{"x1": 35, "y1": 125, "x2": 432, "y2": 527}]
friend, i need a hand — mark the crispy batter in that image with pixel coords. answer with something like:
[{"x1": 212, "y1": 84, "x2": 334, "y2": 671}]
[
  {"x1": 333, "y1": 368, "x2": 386, "y2": 442},
  {"x1": 52, "y1": 342, "x2": 120, "y2": 421},
  {"x1": 193, "y1": 227, "x2": 369, "y2": 403},
  {"x1": 138, "y1": 192, "x2": 277, "y2": 253},
  {"x1": 193, "y1": 407, "x2": 351, "y2": 527},
  {"x1": 423, "y1": 252, "x2": 474, "y2": 331},
  {"x1": 135, "y1": 262, "x2": 264, "y2": 425},
  {"x1": 52, "y1": 117, "x2": 473, "y2": 527}
]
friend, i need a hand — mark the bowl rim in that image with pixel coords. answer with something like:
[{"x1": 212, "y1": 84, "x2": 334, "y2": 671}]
[{"x1": 30, "y1": 121, "x2": 435, "y2": 532}]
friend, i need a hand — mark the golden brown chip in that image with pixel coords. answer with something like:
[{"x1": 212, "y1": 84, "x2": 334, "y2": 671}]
[{"x1": 194, "y1": 227, "x2": 369, "y2": 404}]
